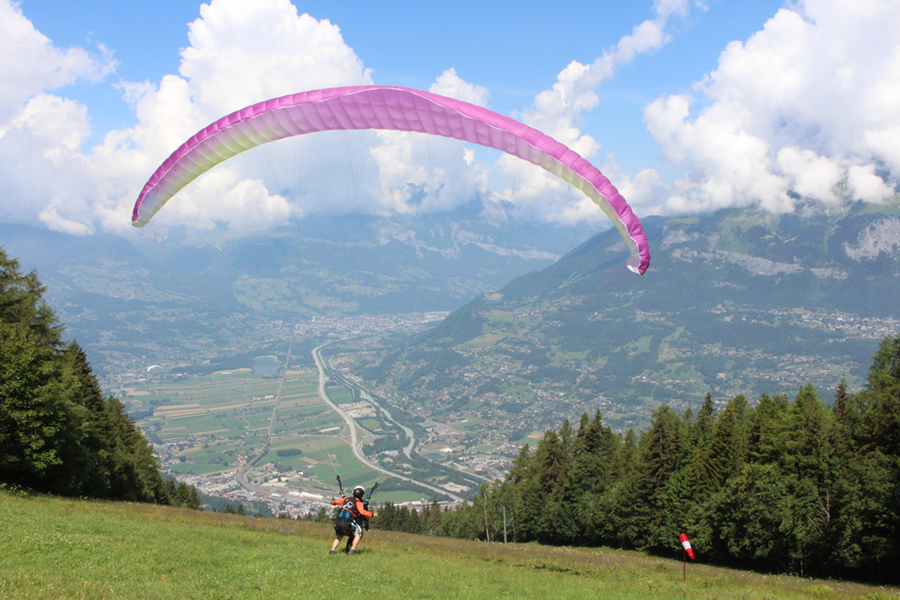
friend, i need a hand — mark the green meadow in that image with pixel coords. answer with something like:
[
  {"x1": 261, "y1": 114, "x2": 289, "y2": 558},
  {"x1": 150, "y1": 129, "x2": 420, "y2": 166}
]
[
  {"x1": 2, "y1": 491, "x2": 896, "y2": 600},
  {"x1": 121, "y1": 370, "x2": 396, "y2": 493},
  {"x1": 122, "y1": 369, "x2": 424, "y2": 498},
  {"x1": 326, "y1": 384, "x2": 355, "y2": 405},
  {"x1": 127, "y1": 370, "x2": 356, "y2": 446}
]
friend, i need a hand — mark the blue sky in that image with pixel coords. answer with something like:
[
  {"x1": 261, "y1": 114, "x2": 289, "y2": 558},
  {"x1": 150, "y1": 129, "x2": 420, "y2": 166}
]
[
  {"x1": 2, "y1": 0, "x2": 898, "y2": 236},
  {"x1": 21, "y1": 0, "x2": 781, "y2": 169}
]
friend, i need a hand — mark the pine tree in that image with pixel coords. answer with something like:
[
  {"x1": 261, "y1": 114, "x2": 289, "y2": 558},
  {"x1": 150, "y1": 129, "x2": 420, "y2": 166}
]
[
  {"x1": 692, "y1": 393, "x2": 716, "y2": 452},
  {"x1": 706, "y1": 394, "x2": 750, "y2": 489},
  {"x1": 680, "y1": 393, "x2": 717, "y2": 550},
  {"x1": 51, "y1": 343, "x2": 110, "y2": 497},
  {"x1": 187, "y1": 485, "x2": 202, "y2": 510},
  {"x1": 748, "y1": 393, "x2": 789, "y2": 463},
  {"x1": 558, "y1": 418, "x2": 576, "y2": 462},
  {"x1": 631, "y1": 406, "x2": 684, "y2": 550},
  {"x1": 1, "y1": 248, "x2": 172, "y2": 504},
  {"x1": 777, "y1": 383, "x2": 832, "y2": 572},
  {"x1": 426, "y1": 497, "x2": 442, "y2": 533},
  {"x1": 864, "y1": 335, "x2": 900, "y2": 454},
  {"x1": 593, "y1": 428, "x2": 639, "y2": 546},
  {"x1": 556, "y1": 410, "x2": 616, "y2": 544},
  {"x1": 532, "y1": 430, "x2": 570, "y2": 496},
  {"x1": 175, "y1": 481, "x2": 192, "y2": 507},
  {"x1": 0, "y1": 250, "x2": 63, "y2": 349},
  {"x1": 0, "y1": 322, "x2": 67, "y2": 484},
  {"x1": 608, "y1": 428, "x2": 640, "y2": 485},
  {"x1": 513, "y1": 430, "x2": 571, "y2": 543},
  {"x1": 373, "y1": 501, "x2": 396, "y2": 530},
  {"x1": 506, "y1": 444, "x2": 531, "y2": 485},
  {"x1": 826, "y1": 378, "x2": 871, "y2": 572},
  {"x1": 848, "y1": 336, "x2": 900, "y2": 574}
]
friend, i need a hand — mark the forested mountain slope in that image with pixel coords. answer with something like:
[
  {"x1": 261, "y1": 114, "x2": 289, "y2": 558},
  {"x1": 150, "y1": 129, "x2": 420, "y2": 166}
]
[
  {"x1": 362, "y1": 201, "x2": 900, "y2": 429},
  {"x1": 0, "y1": 247, "x2": 197, "y2": 506}
]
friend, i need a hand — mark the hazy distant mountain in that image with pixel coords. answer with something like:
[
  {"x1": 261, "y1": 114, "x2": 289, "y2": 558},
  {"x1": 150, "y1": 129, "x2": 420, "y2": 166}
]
[
  {"x1": 499, "y1": 200, "x2": 900, "y2": 316},
  {"x1": 363, "y1": 200, "x2": 900, "y2": 430},
  {"x1": 4, "y1": 196, "x2": 897, "y2": 424},
  {"x1": 0, "y1": 199, "x2": 596, "y2": 375}
]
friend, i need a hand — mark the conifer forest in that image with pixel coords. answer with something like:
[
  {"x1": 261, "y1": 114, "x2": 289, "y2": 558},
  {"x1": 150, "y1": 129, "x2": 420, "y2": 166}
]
[
  {"x1": 0, "y1": 248, "x2": 200, "y2": 508},
  {"x1": 373, "y1": 340, "x2": 900, "y2": 584}
]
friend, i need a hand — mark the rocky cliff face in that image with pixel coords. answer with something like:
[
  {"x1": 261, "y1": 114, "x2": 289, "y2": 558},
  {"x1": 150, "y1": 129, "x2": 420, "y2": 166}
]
[
  {"x1": 644, "y1": 204, "x2": 900, "y2": 317},
  {"x1": 844, "y1": 217, "x2": 900, "y2": 261}
]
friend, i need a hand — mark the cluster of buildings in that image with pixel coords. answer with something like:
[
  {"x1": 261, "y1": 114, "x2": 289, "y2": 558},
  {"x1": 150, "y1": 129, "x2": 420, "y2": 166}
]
[{"x1": 176, "y1": 463, "x2": 333, "y2": 518}]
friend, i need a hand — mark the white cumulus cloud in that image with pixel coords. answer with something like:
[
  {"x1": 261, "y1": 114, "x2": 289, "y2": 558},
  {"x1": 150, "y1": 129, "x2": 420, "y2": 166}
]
[
  {"x1": 13, "y1": 0, "x2": 868, "y2": 241},
  {"x1": 0, "y1": 0, "x2": 115, "y2": 124},
  {"x1": 0, "y1": 0, "x2": 377, "y2": 236},
  {"x1": 495, "y1": 0, "x2": 694, "y2": 223},
  {"x1": 643, "y1": 0, "x2": 899, "y2": 212}
]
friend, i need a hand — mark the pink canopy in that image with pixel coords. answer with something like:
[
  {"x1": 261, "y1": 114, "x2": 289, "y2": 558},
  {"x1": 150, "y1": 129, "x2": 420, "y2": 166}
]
[{"x1": 132, "y1": 85, "x2": 650, "y2": 274}]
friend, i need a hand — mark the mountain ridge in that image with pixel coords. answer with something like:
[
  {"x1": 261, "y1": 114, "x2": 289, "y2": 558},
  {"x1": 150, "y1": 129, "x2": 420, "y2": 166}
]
[
  {"x1": 356, "y1": 200, "x2": 900, "y2": 430},
  {"x1": 0, "y1": 203, "x2": 594, "y2": 375}
]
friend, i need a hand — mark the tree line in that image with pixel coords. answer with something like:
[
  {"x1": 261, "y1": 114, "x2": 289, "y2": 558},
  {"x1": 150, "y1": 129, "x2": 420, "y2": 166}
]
[
  {"x1": 372, "y1": 336, "x2": 900, "y2": 583},
  {"x1": 4, "y1": 244, "x2": 898, "y2": 581},
  {"x1": 0, "y1": 248, "x2": 199, "y2": 507}
]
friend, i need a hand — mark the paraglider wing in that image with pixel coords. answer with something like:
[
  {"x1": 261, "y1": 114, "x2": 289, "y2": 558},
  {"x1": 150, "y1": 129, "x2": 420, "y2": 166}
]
[{"x1": 132, "y1": 85, "x2": 651, "y2": 274}]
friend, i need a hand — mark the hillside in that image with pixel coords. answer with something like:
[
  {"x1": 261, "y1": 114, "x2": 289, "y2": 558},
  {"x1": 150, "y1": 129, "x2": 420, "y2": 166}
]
[
  {"x1": 0, "y1": 200, "x2": 588, "y2": 377},
  {"x1": 0, "y1": 247, "x2": 183, "y2": 505},
  {"x1": 357, "y1": 201, "x2": 900, "y2": 430},
  {"x1": 1, "y1": 490, "x2": 891, "y2": 599}
]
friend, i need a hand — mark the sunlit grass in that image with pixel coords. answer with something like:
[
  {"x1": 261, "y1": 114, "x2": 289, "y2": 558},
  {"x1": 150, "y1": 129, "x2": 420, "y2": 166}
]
[{"x1": 2, "y1": 491, "x2": 895, "y2": 600}]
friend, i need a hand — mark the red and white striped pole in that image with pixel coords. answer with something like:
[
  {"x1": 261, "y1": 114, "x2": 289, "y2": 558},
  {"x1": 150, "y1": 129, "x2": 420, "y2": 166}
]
[{"x1": 679, "y1": 533, "x2": 695, "y2": 582}]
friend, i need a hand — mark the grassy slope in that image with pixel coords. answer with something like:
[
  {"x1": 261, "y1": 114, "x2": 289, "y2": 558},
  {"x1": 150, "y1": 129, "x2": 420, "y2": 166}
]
[{"x1": 1, "y1": 491, "x2": 897, "y2": 600}]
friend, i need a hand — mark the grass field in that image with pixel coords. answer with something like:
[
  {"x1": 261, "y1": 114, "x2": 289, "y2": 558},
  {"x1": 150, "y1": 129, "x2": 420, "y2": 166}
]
[
  {"x1": 122, "y1": 369, "x2": 418, "y2": 493},
  {"x1": 129, "y1": 371, "x2": 357, "y2": 445},
  {"x1": 326, "y1": 385, "x2": 355, "y2": 405},
  {"x1": 2, "y1": 491, "x2": 897, "y2": 600}
]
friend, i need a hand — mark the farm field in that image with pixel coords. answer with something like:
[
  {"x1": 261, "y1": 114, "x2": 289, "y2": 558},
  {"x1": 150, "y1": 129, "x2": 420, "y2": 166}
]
[{"x1": 121, "y1": 368, "x2": 407, "y2": 499}]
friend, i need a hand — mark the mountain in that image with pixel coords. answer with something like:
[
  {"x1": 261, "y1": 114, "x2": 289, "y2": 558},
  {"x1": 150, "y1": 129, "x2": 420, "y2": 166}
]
[
  {"x1": 4, "y1": 197, "x2": 897, "y2": 430},
  {"x1": 358, "y1": 200, "x2": 900, "y2": 430},
  {"x1": 0, "y1": 200, "x2": 595, "y2": 376}
]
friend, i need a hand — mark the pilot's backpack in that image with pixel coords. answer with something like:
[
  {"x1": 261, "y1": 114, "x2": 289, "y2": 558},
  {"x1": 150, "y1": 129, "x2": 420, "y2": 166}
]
[{"x1": 334, "y1": 497, "x2": 359, "y2": 536}]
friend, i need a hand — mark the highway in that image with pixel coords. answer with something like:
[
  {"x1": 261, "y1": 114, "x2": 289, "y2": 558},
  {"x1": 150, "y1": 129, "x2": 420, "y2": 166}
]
[{"x1": 312, "y1": 343, "x2": 463, "y2": 503}]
